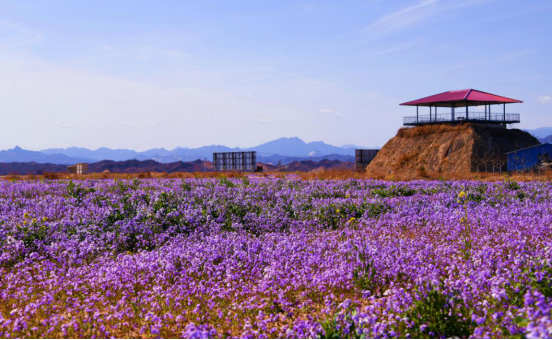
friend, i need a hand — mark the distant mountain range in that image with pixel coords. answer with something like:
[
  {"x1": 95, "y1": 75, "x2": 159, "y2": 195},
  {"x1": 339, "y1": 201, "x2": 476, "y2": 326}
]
[
  {"x1": 0, "y1": 158, "x2": 354, "y2": 175},
  {"x1": 0, "y1": 146, "x2": 95, "y2": 164},
  {"x1": 0, "y1": 160, "x2": 205, "y2": 175},
  {"x1": 524, "y1": 127, "x2": 552, "y2": 139},
  {"x1": 524, "y1": 127, "x2": 551, "y2": 144},
  {"x1": 1, "y1": 137, "x2": 371, "y2": 165},
  {"x1": 538, "y1": 135, "x2": 552, "y2": 144},
  {"x1": 3, "y1": 127, "x2": 549, "y2": 166}
]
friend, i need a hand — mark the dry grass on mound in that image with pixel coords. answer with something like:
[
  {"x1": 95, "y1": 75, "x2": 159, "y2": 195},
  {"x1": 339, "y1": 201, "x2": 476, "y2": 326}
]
[
  {"x1": 1, "y1": 168, "x2": 550, "y2": 182},
  {"x1": 396, "y1": 124, "x2": 470, "y2": 138}
]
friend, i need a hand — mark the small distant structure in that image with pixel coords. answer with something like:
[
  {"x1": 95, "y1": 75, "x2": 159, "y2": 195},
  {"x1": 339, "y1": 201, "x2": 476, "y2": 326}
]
[
  {"x1": 67, "y1": 163, "x2": 89, "y2": 175},
  {"x1": 355, "y1": 149, "x2": 379, "y2": 171},
  {"x1": 506, "y1": 143, "x2": 552, "y2": 172},
  {"x1": 400, "y1": 89, "x2": 522, "y2": 127},
  {"x1": 213, "y1": 151, "x2": 257, "y2": 172}
]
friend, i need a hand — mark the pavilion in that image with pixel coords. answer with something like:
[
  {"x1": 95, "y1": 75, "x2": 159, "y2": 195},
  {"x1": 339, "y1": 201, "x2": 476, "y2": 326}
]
[{"x1": 400, "y1": 89, "x2": 522, "y2": 127}]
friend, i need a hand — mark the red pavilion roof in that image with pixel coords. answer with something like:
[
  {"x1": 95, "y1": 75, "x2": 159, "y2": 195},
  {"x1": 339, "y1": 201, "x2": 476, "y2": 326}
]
[{"x1": 400, "y1": 89, "x2": 523, "y2": 108}]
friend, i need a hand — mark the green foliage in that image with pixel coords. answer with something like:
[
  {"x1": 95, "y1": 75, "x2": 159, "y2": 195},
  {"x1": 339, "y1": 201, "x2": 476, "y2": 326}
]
[
  {"x1": 17, "y1": 215, "x2": 49, "y2": 250},
  {"x1": 66, "y1": 179, "x2": 95, "y2": 204},
  {"x1": 505, "y1": 264, "x2": 552, "y2": 307},
  {"x1": 458, "y1": 199, "x2": 473, "y2": 261},
  {"x1": 204, "y1": 199, "x2": 261, "y2": 233},
  {"x1": 130, "y1": 178, "x2": 141, "y2": 190},
  {"x1": 104, "y1": 193, "x2": 137, "y2": 228},
  {"x1": 181, "y1": 180, "x2": 192, "y2": 192},
  {"x1": 152, "y1": 192, "x2": 178, "y2": 214},
  {"x1": 352, "y1": 250, "x2": 379, "y2": 293},
  {"x1": 516, "y1": 191, "x2": 527, "y2": 201},
  {"x1": 534, "y1": 265, "x2": 553, "y2": 299},
  {"x1": 465, "y1": 193, "x2": 484, "y2": 203},
  {"x1": 220, "y1": 201, "x2": 254, "y2": 232},
  {"x1": 363, "y1": 202, "x2": 388, "y2": 218},
  {"x1": 311, "y1": 189, "x2": 348, "y2": 199},
  {"x1": 219, "y1": 176, "x2": 235, "y2": 188},
  {"x1": 504, "y1": 178, "x2": 521, "y2": 191},
  {"x1": 315, "y1": 202, "x2": 388, "y2": 230},
  {"x1": 372, "y1": 185, "x2": 416, "y2": 198},
  {"x1": 464, "y1": 184, "x2": 487, "y2": 203},
  {"x1": 404, "y1": 287, "x2": 474, "y2": 339},
  {"x1": 318, "y1": 310, "x2": 361, "y2": 339}
]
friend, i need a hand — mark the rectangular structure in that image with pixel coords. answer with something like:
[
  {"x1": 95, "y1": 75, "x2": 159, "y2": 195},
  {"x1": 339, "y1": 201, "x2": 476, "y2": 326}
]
[
  {"x1": 67, "y1": 163, "x2": 89, "y2": 175},
  {"x1": 355, "y1": 149, "x2": 379, "y2": 171},
  {"x1": 213, "y1": 151, "x2": 256, "y2": 172},
  {"x1": 506, "y1": 143, "x2": 552, "y2": 172}
]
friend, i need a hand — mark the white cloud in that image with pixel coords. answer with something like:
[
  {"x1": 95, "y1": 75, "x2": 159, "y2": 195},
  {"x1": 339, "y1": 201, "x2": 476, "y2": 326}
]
[
  {"x1": 52, "y1": 121, "x2": 81, "y2": 129},
  {"x1": 442, "y1": 49, "x2": 534, "y2": 71},
  {"x1": 0, "y1": 21, "x2": 43, "y2": 48},
  {"x1": 320, "y1": 109, "x2": 341, "y2": 118},
  {"x1": 367, "y1": 0, "x2": 439, "y2": 35},
  {"x1": 254, "y1": 117, "x2": 277, "y2": 124},
  {"x1": 364, "y1": 40, "x2": 420, "y2": 56},
  {"x1": 119, "y1": 119, "x2": 164, "y2": 127},
  {"x1": 364, "y1": 0, "x2": 489, "y2": 38},
  {"x1": 537, "y1": 95, "x2": 552, "y2": 104}
]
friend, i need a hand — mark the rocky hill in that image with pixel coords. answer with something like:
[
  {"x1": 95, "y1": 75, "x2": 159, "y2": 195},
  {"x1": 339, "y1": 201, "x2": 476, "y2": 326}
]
[{"x1": 366, "y1": 124, "x2": 539, "y2": 176}]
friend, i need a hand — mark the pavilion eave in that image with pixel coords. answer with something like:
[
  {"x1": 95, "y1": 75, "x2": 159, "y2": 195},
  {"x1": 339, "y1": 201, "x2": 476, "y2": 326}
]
[{"x1": 400, "y1": 100, "x2": 521, "y2": 108}]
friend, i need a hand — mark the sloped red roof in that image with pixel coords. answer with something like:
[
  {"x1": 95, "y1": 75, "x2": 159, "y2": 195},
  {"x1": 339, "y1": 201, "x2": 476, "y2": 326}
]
[{"x1": 400, "y1": 89, "x2": 523, "y2": 107}]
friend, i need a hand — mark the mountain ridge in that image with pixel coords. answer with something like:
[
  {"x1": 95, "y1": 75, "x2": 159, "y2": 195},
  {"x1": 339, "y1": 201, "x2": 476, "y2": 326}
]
[{"x1": 26, "y1": 137, "x2": 373, "y2": 164}]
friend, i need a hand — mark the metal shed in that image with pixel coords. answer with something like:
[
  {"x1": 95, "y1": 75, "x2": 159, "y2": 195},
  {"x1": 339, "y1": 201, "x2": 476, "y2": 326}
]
[
  {"x1": 213, "y1": 151, "x2": 257, "y2": 172},
  {"x1": 67, "y1": 163, "x2": 89, "y2": 175},
  {"x1": 355, "y1": 149, "x2": 379, "y2": 171},
  {"x1": 506, "y1": 143, "x2": 552, "y2": 171}
]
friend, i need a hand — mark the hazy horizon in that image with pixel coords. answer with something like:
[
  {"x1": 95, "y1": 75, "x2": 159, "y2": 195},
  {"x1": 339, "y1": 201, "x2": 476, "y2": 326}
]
[{"x1": 1, "y1": 0, "x2": 551, "y2": 151}]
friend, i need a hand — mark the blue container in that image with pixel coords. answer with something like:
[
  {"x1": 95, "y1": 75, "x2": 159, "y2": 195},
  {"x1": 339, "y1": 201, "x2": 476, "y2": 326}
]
[{"x1": 506, "y1": 143, "x2": 552, "y2": 171}]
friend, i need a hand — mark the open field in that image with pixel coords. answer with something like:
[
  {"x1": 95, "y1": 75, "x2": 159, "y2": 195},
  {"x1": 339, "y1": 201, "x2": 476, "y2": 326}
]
[{"x1": 0, "y1": 178, "x2": 551, "y2": 338}]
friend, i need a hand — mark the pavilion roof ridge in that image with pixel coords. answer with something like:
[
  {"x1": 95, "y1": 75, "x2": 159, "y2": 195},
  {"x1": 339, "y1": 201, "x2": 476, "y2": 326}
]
[{"x1": 400, "y1": 89, "x2": 522, "y2": 107}]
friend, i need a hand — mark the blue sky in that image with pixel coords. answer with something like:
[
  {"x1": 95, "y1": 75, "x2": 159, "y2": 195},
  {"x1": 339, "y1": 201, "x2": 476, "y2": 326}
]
[{"x1": 0, "y1": 0, "x2": 551, "y2": 150}]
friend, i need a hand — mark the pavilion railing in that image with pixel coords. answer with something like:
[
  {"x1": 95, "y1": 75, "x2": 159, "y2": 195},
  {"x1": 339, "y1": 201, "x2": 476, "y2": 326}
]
[{"x1": 403, "y1": 112, "x2": 520, "y2": 126}]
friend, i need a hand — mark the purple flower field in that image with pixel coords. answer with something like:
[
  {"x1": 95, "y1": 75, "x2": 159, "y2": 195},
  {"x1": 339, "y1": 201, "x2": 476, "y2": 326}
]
[{"x1": 0, "y1": 178, "x2": 551, "y2": 338}]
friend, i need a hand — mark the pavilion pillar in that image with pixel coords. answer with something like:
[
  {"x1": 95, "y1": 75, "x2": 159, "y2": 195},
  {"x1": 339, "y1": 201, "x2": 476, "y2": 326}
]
[
  {"x1": 485, "y1": 104, "x2": 487, "y2": 120},
  {"x1": 429, "y1": 106, "x2": 432, "y2": 122},
  {"x1": 466, "y1": 105, "x2": 468, "y2": 120},
  {"x1": 451, "y1": 106, "x2": 454, "y2": 121},
  {"x1": 503, "y1": 103, "x2": 506, "y2": 124},
  {"x1": 416, "y1": 105, "x2": 419, "y2": 123}
]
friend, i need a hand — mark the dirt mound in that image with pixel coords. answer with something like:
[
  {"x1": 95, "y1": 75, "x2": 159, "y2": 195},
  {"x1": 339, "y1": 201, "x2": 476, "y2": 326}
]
[{"x1": 366, "y1": 123, "x2": 539, "y2": 176}]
